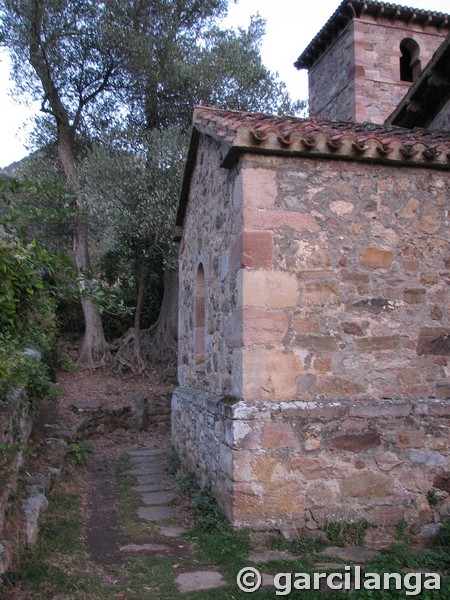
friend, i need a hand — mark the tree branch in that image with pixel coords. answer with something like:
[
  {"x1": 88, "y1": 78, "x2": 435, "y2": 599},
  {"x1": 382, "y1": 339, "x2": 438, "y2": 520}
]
[
  {"x1": 29, "y1": 0, "x2": 70, "y2": 128},
  {"x1": 72, "y1": 61, "x2": 116, "y2": 131}
]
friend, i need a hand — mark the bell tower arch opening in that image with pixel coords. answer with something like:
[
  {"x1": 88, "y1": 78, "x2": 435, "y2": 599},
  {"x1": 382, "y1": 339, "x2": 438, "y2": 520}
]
[{"x1": 400, "y1": 38, "x2": 421, "y2": 83}]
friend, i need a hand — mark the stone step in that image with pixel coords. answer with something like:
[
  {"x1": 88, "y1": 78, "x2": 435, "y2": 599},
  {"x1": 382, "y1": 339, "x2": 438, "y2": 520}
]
[
  {"x1": 318, "y1": 547, "x2": 377, "y2": 564},
  {"x1": 158, "y1": 525, "x2": 191, "y2": 538},
  {"x1": 138, "y1": 506, "x2": 177, "y2": 522},
  {"x1": 129, "y1": 456, "x2": 168, "y2": 465},
  {"x1": 127, "y1": 449, "x2": 170, "y2": 457},
  {"x1": 134, "y1": 473, "x2": 169, "y2": 485},
  {"x1": 142, "y1": 491, "x2": 177, "y2": 506},
  {"x1": 124, "y1": 466, "x2": 168, "y2": 476},
  {"x1": 132, "y1": 483, "x2": 174, "y2": 493}
]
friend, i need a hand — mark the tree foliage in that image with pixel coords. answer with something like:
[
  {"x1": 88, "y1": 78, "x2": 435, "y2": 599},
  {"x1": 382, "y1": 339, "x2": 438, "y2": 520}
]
[
  {"x1": 107, "y1": 2, "x2": 303, "y2": 135},
  {"x1": 83, "y1": 2, "x2": 304, "y2": 376},
  {"x1": 0, "y1": 0, "x2": 121, "y2": 366},
  {"x1": 1, "y1": 0, "x2": 118, "y2": 135},
  {"x1": 0, "y1": 178, "x2": 58, "y2": 400},
  {"x1": 1, "y1": 0, "x2": 306, "y2": 376}
]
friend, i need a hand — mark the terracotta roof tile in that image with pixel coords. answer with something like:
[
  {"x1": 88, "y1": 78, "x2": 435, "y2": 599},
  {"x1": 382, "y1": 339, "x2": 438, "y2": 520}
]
[
  {"x1": 193, "y1": 105, "x2": 450, "y2": 168},
  {"x1": 174, "y1": 105, "x2": 449, "y2": 239}
]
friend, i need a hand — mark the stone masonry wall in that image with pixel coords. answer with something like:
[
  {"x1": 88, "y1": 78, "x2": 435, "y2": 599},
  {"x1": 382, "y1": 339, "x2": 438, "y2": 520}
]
[
  {"x1": 352, "y1": 19, "x2": 446, "y2": 124},
  {"x1": 226, "y1": 397, "x2": 449, "y2": 541},
  {"x1": 177, "y1": 135, "x2": 242, "y2": 395},
  {"x1": 174, "y1": 141, "x2": 449, "y2": 537},
  {"x1": 225, "y1": 153, "x2": 449, "y2": 536},
  {"x1": 308, "y1": 16, "x2": 447, "y2": 124},
  {"x1": 173, "y1": 134, "x2": 242, "y2": 510},
  {"x1": 0, "y1": 388, "x2": 34, "y2": 574},
  {"x1": 308, "y1": 23, "x2": 355, "y2": 121},
  {"x1": 238, "y1": 154, "x2": 449, "y2": 403}
]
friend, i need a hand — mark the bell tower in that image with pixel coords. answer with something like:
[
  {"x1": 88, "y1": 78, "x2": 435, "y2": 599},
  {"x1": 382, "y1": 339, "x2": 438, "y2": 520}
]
[{"x1": 295, "y1": 1, "x2": 450, "y2": 124}]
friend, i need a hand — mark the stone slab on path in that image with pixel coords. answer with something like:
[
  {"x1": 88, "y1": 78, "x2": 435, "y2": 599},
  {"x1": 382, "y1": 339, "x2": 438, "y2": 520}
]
[
  {"x1": 135, "y1": 473, "x2": 168, "y2": 485},
  {"x1": 318, "y1": 546, "x2": 377, "y2": 563},
  {"x1": 127, "y1": 449, "x2": 169, "y2": 458},
  {"x1": 175, "y1": 571, "x2": 226, "y2": 593},
  {"x1": 261, "y1": 573, "x2": 275, "y2": 588},
  {"x1": 142, "y1": 491, "x2": 177, "y2": 505},
  {"x1": 125, "y1": 466, "x2": 168, "y2": 476},
  {"x1": 138, "y1": 506, "x2": 177, "y2": 522},
  {"x1": 248, "y1": 549, "x2": 298, "y2": 563},
  {"x1": 158, "y1": 525, "x2": 191, "y2": 538},
  {"x1": 313, "y1": 562, "x2": 351, "y2": 571},
  {"x1": 120, "y1": 543, "x2": 171, "y2": 554},
  {"x1": 132, "y1": 483, "x2": 174, "y2": 493}
]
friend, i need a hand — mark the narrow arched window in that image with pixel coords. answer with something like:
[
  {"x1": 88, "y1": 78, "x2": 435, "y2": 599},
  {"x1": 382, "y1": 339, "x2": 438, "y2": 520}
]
[
  {"x1": 194, "y1": 264, "x2": 206, "y2": 364},
  {"x1": 400, "y1": 38, "x2": 421, "y2": 83}
]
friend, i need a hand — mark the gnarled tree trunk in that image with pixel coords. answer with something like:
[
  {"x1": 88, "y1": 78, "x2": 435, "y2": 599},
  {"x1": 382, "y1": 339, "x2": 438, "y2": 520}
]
[{"x1": 28, "y1": 2, "x2": 110, "y2": 368}]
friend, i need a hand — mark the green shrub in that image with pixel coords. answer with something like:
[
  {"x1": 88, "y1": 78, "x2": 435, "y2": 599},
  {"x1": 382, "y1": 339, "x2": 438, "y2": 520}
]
[
  {"x1": 177, "y1": 472, "x2": 200, "y2": 498},
  {"x1": 432, "y1": 518, "x2": 450, "y2": 549},
  {"x1": 0, "y1": 179, "x2": 59, "y2": 403},
  {"x1": 69, "y1": 441, "x2": 94, "y2": 466},
  {"x1": 427, "y1": 490, "x2": 439, "y2": 506},
  {"x1": 166, "y1": 448, "x2": 181, "y2": 476},
  {"x1": 192, "y1": 483, "x2": 229, "y2": 532}
]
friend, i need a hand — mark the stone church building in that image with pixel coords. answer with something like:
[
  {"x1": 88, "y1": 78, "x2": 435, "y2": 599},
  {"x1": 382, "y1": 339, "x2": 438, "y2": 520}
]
[{"x1": 172, "y1": 0, "x2": 450, "y2": 540}]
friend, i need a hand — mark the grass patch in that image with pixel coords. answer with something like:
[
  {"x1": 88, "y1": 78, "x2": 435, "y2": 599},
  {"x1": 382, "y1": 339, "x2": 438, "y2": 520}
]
[
  {"x1": 38, "y1": 490, "x2": 83, "y2": 554},
  {"x1": 1, "y1": 479, "x2": 117, "y2": 599},
  {"x1": 4, "y1": 454, "x2": 449, "y2": 600},
  {"x1": 324, "y1": 519, "x2": 370, "y2": 547},
  {"x1": 178, "y1": 475, "x2": 252, "y2": 585},
  {"x1": 112, "y1": 556, "x2": 179, "y2": 599},
  {"x1": 270, "y1": 531, "x2": 326, "y2": 566}
]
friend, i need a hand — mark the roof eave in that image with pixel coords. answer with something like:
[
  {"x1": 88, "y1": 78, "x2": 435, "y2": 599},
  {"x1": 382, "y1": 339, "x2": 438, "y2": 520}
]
[{"x1": 174, "y1": 127, "x2": 200, "y2": 241}]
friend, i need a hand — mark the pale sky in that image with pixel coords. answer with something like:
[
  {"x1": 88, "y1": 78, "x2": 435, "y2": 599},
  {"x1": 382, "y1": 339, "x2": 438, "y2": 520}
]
[{"x1": 1, "y1": 0, "x2": 449, "y2": 168}]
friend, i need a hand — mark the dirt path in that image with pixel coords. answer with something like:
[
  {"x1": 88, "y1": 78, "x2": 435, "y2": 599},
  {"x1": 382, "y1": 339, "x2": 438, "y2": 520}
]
[
  {"x1": 84, "y1": 453, "x2": 128, "y2": 565},
  {"x1": 4, "y1": 369, "x2": 442, "y2": 599}
]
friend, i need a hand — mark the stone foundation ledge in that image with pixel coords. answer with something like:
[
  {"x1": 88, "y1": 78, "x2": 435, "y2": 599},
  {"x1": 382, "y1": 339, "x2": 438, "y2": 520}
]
[
  {"x1": 235, "y1": 397, "x2": 449, "y2": 420},
  {"x1": 172, "y1": 388, "x2": 449, "y2": 537},
  {"x1": 172, "y1": 388, "x2": 450, "y2": 421}
]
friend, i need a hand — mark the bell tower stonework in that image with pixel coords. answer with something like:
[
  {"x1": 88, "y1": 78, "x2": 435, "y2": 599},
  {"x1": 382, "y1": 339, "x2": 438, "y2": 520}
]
[{"x1": 295, "y1": 1, "x2": 450, "y2": 124}]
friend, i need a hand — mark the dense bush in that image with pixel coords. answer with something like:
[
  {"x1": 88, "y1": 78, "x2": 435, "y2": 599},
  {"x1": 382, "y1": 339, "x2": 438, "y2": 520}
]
[{"x1": 0, "y1": 178, "x2": 58, "y2": 403}]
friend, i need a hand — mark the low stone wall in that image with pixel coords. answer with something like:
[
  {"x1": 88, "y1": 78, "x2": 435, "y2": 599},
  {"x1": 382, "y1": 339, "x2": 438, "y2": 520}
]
[
  {"x1": 0, "y1": 388, "x2": 36, "y2": 575},
  {"x1": 172, "y1": 387, "x2": 450, "y2": 543},
  {"x1": 72, "y1": 391, "x2": 171, "y2": 438},
  {"x1": 0, "y1": 388, "x2": 171, "y2": 577}
]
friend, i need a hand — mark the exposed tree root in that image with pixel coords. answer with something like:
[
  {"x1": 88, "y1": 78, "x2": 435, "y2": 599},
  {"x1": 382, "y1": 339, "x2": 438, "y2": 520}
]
[
  {"x1": 110, "y1": 327, "x2": 149, "y2": 376},
  {"x1": 110, "y1": 269, "x2": 178, "y2": 382}
]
